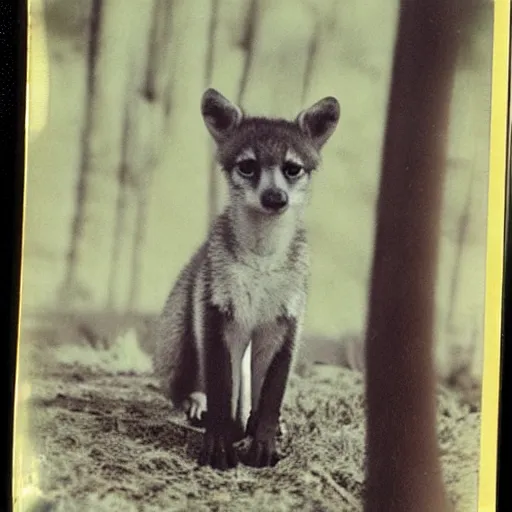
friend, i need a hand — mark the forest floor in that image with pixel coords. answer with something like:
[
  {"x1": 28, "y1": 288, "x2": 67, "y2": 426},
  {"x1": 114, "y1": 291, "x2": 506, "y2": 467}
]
[{"x1": 16, "y1": 328, "x2": 482, "y2": 512}]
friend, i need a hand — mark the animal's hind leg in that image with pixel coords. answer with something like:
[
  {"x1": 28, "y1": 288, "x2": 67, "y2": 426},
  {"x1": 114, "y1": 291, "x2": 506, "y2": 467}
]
[
  {"x1": 162, "y1": 332, "x2": 206, "y2": 426},
  {"x1": 185, "y1": 326, "x2": 250, "y2": 438},
  {"x1": 186, "y1": 284, "x2": 209, "y2": 426}
]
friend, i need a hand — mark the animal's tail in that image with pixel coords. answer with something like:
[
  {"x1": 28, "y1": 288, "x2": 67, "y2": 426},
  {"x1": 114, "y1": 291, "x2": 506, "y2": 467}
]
[{"x1": 151, "y1": 309, "x2": 198, "y2": 408}]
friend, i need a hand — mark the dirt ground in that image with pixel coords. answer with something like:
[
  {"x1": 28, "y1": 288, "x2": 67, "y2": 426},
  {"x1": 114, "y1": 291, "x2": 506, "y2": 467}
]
[{"x1": 16, "y1": 331, "x2": 481, "y2": 512}]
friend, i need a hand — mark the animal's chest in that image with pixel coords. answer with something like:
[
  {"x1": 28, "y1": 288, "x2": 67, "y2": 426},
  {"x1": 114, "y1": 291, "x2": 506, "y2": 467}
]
[{"x1": 216, "y1": 261, "x2": 298, "y2": 329}]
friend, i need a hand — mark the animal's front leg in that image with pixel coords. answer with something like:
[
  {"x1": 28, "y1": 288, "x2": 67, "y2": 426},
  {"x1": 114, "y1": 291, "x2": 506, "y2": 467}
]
[
  {"x1": 198, "y1": 302, "x2": 238, "y2": 470},
  {"x1": 243, "y1": 317, "x2": 297, "y2": 467},
  {"x1": 226, "y1": 325, "x2": 251, "y2": 441}
]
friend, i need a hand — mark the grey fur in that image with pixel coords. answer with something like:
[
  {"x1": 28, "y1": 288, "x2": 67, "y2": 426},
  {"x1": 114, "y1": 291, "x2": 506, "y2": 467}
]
[{"x1": 153, "y1": 89, "x2": 339, "y2": 433}]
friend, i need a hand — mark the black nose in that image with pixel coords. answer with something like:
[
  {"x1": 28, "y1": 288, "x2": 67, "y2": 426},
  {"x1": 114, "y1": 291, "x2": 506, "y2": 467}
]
[{"x1": 261, "y1": 189, "x2": 288, "y2": 211}]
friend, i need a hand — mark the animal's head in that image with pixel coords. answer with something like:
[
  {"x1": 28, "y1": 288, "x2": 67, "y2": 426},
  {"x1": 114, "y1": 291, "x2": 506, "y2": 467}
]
[{"x1": 201, "y1": 88, "x2": 339, "y2": 217}]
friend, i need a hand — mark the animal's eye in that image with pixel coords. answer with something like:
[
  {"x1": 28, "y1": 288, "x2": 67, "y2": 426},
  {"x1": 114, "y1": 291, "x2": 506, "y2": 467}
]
[
  {"x1": 236, "y1": 160, "x2": 258, "y2": 178},
  {"x1": 282, "y1": 161, "x2": 304, "y2": 179}
]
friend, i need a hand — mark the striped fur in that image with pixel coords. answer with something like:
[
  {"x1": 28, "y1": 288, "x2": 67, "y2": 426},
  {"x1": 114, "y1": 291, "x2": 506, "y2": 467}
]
[{"x1": 153, "y1": 89, "x2": 339, "y2": 465}]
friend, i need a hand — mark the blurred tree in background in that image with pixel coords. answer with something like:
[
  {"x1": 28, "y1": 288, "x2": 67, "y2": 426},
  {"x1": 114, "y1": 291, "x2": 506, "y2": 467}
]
[{"x1": 23, "y1": 0, "x2": 494, "y2": 384}]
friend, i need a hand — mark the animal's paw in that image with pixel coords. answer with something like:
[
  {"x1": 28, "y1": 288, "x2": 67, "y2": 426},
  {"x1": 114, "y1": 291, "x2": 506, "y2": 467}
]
[
  {"x1": 246, "y1": 410, "x2": 286, "y2": 440},
  {"x1": 240, "y1": 435, "x2": 280, "y2": 468},
  {"x1": 198, "y1": 430, "x2": 238, "y2": 470},
  {"x1": 241, "y1": 411, "x2": 282, "y2": 467},
  {"x1": 184, "y1": 391, "x2": 207, "y2": 425},
  {"x1": 233, "y1": 435, "x2": 254, "y2": 452}
]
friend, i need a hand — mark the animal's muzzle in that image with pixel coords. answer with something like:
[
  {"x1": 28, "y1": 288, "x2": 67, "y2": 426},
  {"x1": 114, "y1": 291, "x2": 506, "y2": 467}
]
[{"x1": 260, "y1": 188, "x2": 288, "y2": 212}]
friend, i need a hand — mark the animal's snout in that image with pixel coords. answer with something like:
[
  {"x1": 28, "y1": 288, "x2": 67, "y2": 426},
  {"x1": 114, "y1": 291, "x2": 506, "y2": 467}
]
[{"x1": 260, "y1": 188, "x2": 288, "y2": 212}]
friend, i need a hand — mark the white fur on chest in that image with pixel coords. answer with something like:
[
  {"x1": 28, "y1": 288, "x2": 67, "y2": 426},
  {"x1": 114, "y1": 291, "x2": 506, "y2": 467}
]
[{"x1": 213, "y1": 255, "x2": 304, "y2": 332}]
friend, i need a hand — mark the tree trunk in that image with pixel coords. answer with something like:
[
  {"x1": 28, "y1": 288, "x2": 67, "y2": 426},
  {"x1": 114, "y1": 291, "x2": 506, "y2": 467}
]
[
  {"x1": 236, "y1": 0, "x2": 259, "y2": 107},
  {"x1": 106, "y1": 0, "x2": 171, "y2": 312},
  {"x1": 127, "y1": 0, "x2": 174, "y2": 312},
  {"x1": 445, "y1": 161, "x2": 476, "y2": 334},
  {"x1": 123, "y1": 96, "x2": 167, "y2": 311},
  {"x1": 205, "y1": 0, "x2": 221, "y2": 225},
  {"x1": 60, "y1": 0, "x2": 142, "y2": 310},
  {"x1": 300, "y1": 18, "x2": 320, "y2": 106},
  {"x1": 238, "y1": 0, "x2": 316, "y2": 118},
  {"x1": 363, "y1": 2, "x2": 470, "y2": 511},
  {"x1": 143, "y1": 0, "x2": 175, "y2": 102},
  {"x1": 107, "y1": 96, "x2": 159, "y2": 312},
  {"x1": 106, "y1": 103, "x2": 133, "y2": 310},
  {"x1": 435, "y1": 45, "x2": 494, "y2": 380}
]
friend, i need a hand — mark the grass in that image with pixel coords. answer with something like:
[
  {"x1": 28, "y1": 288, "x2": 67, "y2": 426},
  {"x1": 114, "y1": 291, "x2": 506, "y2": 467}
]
[{"x1": 16, "y1": 329, "x2": 481, "y2": 512}]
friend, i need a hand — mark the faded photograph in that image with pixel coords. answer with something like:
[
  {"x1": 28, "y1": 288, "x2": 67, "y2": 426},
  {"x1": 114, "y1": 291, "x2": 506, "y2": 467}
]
[{"x1": 15, "y1": 1, "x2": 494, "y2": 510}]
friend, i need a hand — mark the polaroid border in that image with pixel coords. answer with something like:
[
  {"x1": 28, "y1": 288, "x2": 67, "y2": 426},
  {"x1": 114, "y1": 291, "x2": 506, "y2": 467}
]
[
  {"x1": 478, "y1": 0, "x2": 510, "y2": 510},
  {"x1": 11, "y1": 1, "x2": 512, "y2": 510}
]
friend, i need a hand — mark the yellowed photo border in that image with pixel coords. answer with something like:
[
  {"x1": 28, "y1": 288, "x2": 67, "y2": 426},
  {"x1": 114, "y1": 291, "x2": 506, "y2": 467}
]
[
  {"x1": 478, "y1": 0, "x2": 510, "y2": 510},
  {"x1": 15, "y1": 1, "x2": 511, "y2": 510},
  {"x1": 12, "y1": 1, "x2": 48, "y2": 509}
]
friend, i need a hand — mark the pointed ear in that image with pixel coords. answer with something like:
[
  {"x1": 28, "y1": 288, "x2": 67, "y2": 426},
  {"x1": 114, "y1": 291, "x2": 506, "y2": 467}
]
[
  {"x1": 201, "y1": 88, "x2": 243, "y2": 143},
  {"x1": 296, "y1": 97, "x2": 340, "y2": 149}
]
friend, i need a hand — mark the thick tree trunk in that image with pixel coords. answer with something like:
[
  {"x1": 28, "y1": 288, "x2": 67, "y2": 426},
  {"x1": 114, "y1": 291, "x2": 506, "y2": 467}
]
[{"x1": 363, "y1": 2, "x2": 470, "y2": 511}]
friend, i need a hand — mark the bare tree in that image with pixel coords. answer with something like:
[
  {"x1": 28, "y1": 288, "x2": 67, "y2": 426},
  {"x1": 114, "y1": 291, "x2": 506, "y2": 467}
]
[
  {"x1": 445, "y1": 160, "x2": 476, "y2": 334},
  {"x1": 107, "y1": 102, "x2": 132, "y2": 309},
  {"x1": 363, "y1": 2, "x2": 474, "y2": 511},
  {"x1": 127, "y1": 0, "x2": 174, "y2": 311},
  {"x1": 300, "y1": 18, "x2": 320, "y2": 107},
  {"x1": 143, "y1": 0, "x2": 175, "y2": 102},
  {"x1": 205, "y1": 0, "x2": 221, "y2": 226},
  {"x1": 60, "y1": 0, "x2": 142, "y2": 310},
  {"x1": 105, "y1": 0, "x2": 174, "y2": 312},
  {"x1": 238, "y1": 0, "x2": 316, "y2": 117},
  {"x1": 236, "y1": 0, "x2": 259, "y2": 107}
]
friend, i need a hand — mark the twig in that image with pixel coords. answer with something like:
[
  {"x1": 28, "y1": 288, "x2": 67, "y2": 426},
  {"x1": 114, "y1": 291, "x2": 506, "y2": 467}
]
[{"x1": 309, "y1": 463, "x2": 361, "y2": 510}]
